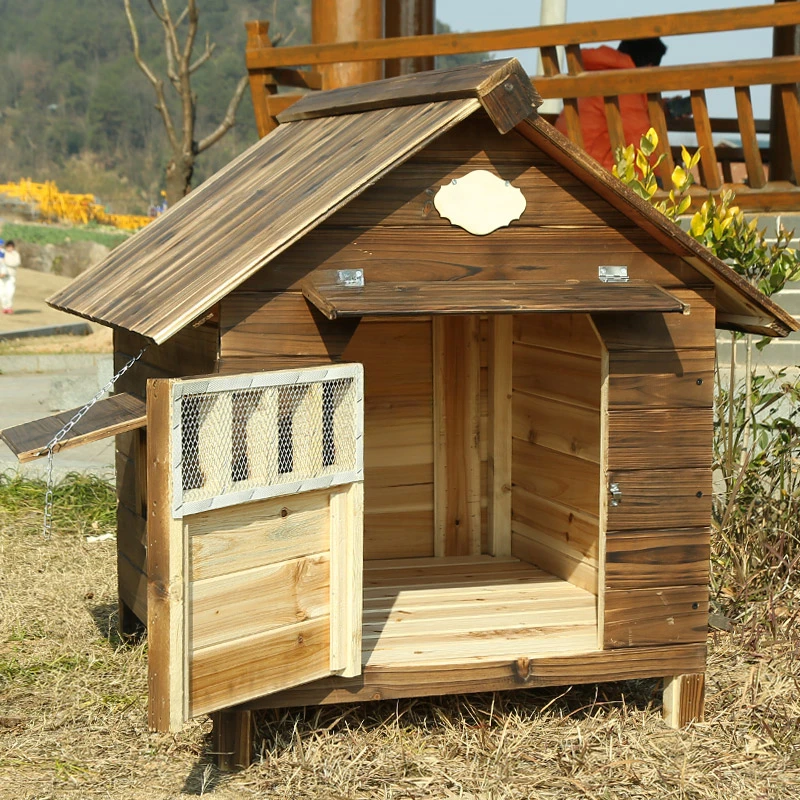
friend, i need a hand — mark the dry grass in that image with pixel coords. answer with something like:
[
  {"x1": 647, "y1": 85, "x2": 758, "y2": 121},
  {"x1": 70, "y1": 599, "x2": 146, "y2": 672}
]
[
  {"x1": 0, "y1": 328, "x2": 113, "y2": 355},
  {"x1": 1, "y1": 475, "x2": 799, "y2": 799}
]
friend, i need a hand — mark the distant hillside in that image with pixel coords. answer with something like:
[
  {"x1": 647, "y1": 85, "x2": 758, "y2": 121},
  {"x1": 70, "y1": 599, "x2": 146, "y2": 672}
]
[
  {"x1": 0, "y1": 2, "x2": 481, "y2": 215},
  {"x1": 0, "y1": 0, "x2": 312, "y2": 213}
]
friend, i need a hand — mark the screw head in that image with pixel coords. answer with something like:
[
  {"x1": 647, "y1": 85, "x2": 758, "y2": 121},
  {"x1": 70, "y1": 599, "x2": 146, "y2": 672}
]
[
  {"x1": 696, "y1": 491, "x2": 703, "y2": 498},
  {"x1": 696, "y1": 378, "x2": 703, "y2": 385}
]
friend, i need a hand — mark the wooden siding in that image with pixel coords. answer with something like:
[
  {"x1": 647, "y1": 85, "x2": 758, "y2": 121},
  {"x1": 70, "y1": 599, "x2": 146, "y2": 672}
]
[
  {"x1": 592, "y1": 291, "x2": 715, "y2": 650},
  {"x1": 186, "y1": 489, "x2": 335, "y2": 715},
  {"x1": 219, "y1": 293, "x2": 435, "y2": 560},
  {"x1": 239, "y1": 117, "x2": 711, "y2": 295},
  {"x1": 240, "y1": 642, "x2": 707, "y2": 709},
  {"x1": 114, "y1": 324, "x2": 219, "y2": 626},
  {"x1": 510, "y1": 313, "x2": 602, "y2": 594}
]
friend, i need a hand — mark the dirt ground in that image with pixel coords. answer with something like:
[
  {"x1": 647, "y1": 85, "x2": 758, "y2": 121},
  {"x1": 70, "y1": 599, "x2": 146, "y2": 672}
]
[{"x1": 1, "y1": 496, "x2": 799, "y2": 800}]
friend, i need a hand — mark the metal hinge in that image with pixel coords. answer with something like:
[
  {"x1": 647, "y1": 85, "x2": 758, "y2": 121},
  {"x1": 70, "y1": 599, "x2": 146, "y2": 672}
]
[
  {"x1": 336, "y1": 269, "x2": 364, "y2": 288},
  {"x1": 598, "y1": 266, "x2": 629, "y2": 283},
  {"x1": 609, "y1": 482, "x2": 622, "y2": 507}
]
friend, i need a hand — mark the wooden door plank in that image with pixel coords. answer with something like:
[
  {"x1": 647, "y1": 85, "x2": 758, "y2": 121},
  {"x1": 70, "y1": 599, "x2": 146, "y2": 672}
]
[
  {"x1": 329, "y1": 482, "x2": 364, "y2": 677},
  {"x1": 188, "y1": 490, "x2": 331, "y2": 580},
  {"x1": 146, "y1": 378, "x2": 187, "y2": 733},
  {"x1": 191, "y1": 554, "x2": 331, "y2": 650},
  {"x1": 433, "y1": 316, "x2": 482, "y2": 556},
  {"x1": 190, "y1": 617, "x2": 331, "y2": 716},
  {"x1": 488, "y1": 316, "x2": 513, "y2": 556}
]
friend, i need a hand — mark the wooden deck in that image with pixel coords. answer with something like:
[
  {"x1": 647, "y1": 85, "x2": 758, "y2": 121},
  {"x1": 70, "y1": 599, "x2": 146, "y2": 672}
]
[{"x1": 362, "y1": 556, "x2": 598, "y2": 667}]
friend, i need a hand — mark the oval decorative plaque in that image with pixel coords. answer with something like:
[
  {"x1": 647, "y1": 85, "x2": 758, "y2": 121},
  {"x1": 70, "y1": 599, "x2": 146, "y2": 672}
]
[{"x1": 433, "y1": 169, "x2": 526, "y2": 235}]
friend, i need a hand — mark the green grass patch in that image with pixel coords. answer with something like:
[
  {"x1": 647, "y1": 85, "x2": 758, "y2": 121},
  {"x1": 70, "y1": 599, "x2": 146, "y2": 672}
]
[
  {"x1": 1, "y1": 221, "x2": 130, "y2": 249},
  {"x1": 0, "y1": 472, "x2": 116, "y2": 533}
]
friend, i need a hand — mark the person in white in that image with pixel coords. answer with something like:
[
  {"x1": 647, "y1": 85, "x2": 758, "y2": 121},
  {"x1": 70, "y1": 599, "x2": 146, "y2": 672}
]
[{"x1": 0, "y1": 240, "x2": 21, "y2": 314}]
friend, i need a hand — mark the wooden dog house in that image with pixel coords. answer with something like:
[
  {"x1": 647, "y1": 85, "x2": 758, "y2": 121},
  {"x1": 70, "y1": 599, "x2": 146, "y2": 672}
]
[{"x1": 5, "y1": 60, "x2": 797, "y2": 765}]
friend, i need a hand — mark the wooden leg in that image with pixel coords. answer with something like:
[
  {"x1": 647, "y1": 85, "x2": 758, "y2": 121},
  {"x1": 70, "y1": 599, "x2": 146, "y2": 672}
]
[
  {"x1": 663, "y1": 673, "x2": 705, "y2": 728},
  {"x1": 212, "y1": 710, "x2": 253, "y2": 771},
  {"x1": 117, "y1": 600, "x2": 145, "y2": 640}
]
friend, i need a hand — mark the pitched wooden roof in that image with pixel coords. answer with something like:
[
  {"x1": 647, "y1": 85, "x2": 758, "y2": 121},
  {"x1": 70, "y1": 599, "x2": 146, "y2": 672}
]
[
  {"x1": 49, "y1": 60, "x2": 539, "y2": 344},
  {"x1": 48, "y1": 58, "x2": 796, "y2": 342}
]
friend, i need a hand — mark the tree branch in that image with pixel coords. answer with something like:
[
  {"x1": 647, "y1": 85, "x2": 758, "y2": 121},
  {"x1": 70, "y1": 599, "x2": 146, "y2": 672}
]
[
  {"x1": 196, "y1": 75, "x2": 249, "y2": 153},
  {"x1": 159, "y1": 0, "x2": 184, "y2": 78},
  {"x1": 189, "y1": 34, "x2": 215, "y2": 74},
  {"x1": 123, "y1": 0, "x2": 179, "y2": 152},
  {"x1": 183, "y1": 0, "x2": 200, "y2": 65},
  {"x1": 147, "y1": 0, "x2": 167, "y2": 24}
]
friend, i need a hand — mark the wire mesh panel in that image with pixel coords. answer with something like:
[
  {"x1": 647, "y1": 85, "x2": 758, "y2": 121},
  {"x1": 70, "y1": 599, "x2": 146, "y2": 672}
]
[{"x1": 172, "y1": 364, "x2": 363, "y2": 517}]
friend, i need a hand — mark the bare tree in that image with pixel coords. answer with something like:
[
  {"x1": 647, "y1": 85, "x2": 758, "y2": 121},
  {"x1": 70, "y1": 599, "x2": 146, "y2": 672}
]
[{"x1": 123, "y1": 0, "x2": 249, "y2": 205}]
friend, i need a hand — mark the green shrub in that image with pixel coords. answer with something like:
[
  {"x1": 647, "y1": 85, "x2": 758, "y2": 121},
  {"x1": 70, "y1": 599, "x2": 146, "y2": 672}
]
[{"x1": 0, "y1": 222, "x2": 130, "y2": 249}]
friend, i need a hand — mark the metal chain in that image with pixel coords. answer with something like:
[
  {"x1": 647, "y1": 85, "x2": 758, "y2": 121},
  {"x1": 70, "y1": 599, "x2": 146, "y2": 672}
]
[{"x1": 41, "y1": 346, "x2": 148, "y2": 538}]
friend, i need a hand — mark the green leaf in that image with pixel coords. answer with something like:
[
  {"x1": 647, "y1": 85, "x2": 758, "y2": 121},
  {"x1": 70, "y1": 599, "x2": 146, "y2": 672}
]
[
  {"x1": 640, "y1": 131, "x2": 656, "y2": 157},
  {"x1": 690, "y1": 212, "x2": 706, "y2": 238},
  {"x1": 672, "y1": 165, "x2": 688, "y2": 189}
]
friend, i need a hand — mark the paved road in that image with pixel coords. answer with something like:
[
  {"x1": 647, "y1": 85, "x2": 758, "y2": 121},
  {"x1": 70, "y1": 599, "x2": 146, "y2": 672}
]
[{"x1": 0, "y1": 353, "x2": 115, "y2": 480}]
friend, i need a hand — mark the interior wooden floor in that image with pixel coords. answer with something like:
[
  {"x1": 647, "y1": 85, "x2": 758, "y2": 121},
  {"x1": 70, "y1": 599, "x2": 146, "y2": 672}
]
[{"x1": 362, "y1": 556, "x2": 598, "y2": 667}]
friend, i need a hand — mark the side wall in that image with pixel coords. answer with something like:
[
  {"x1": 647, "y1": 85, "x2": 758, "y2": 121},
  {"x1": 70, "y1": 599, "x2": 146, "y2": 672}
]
[
  {"x1": 218, "y1": 293, "x2": 437, "y2": 560},
  {"x1": 510, "y1": 314, "x2": 602, "y2": 594},
  {"x1": 222, "y1": 111, "x2": 711, "y2": 564},
  {"x1": 593, "y1": 288, "x2": 715, "y2": 649},
  {"x1": 114, "y1": 321, "x2": 219, "y2": 625}
]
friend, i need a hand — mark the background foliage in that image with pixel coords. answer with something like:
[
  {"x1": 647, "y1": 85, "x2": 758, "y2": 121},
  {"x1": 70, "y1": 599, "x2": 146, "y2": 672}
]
[
  {"x1": 0, "y1": 1, "x2": 313, "y2": 213},
  {"x1": 0, "y1": 2, "x2": 483, "y2": 215}
]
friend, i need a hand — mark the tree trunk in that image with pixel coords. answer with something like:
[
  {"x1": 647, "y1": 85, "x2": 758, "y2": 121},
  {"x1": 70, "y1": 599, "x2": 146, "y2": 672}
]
[{"x1": 165, "y1": 155, "x2": 194, "y2": 207}]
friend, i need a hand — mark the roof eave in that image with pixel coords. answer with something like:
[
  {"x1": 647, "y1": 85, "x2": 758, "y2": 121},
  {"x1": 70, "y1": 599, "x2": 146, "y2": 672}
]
[{"x1": 514, "y1": 115, "x2": 800, "y2": 338}]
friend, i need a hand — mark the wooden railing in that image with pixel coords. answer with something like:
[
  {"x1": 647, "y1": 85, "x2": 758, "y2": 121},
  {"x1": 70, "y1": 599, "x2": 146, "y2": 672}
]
[{"x1": 246, "y1": 3, "x2": 800, "y2": 210}]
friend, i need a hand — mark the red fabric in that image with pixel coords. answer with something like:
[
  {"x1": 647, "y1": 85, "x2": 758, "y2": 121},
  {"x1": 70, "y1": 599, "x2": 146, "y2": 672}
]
[{"x1": 554, "y1": 46, "x2": 651, "y2": 171}]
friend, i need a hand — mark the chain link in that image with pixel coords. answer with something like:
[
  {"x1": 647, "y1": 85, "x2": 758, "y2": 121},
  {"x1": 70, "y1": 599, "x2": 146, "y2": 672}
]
[{"x1": 41, "y1": 346, "x2": 148, "y2": 538}]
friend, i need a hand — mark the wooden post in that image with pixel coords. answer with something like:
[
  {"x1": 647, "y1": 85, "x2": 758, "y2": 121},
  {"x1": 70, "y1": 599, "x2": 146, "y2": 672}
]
[
  {"x1": 212, "y1": 710, "x2": 253, "y2": 771},
  {"x1": 329, "y1": 482, "x2": 364, "y2": 677},
  {"x1": 663, "y1": 673, "x2": 705, "y2": 728},
  {"x1": 385, "y1": 0, "x2": 435, "y2": 78},
  {"x1": 769, "y1": 0, "x2": 799, "y2": 181},
  {"x1": 433, "y1": 316, "x2": 482, "y2": 557},
  {"x1": 245, "y1": 21, "x2": 280, "y2": 138},
  {"x1": 312, "y1": 0, "x2": 384, "y2": 89},
  {"x1": 146, "y1": 378, "x2": 187, "y2": 733},
  {"x1": 487, "y1": 316, "x2": 513, "y2": 556}
]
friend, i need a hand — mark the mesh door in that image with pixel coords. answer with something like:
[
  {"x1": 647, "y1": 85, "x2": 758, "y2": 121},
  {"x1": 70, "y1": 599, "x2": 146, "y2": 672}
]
[{"x1": 172, "y1": 365, "x2": 363, "y2": 517}]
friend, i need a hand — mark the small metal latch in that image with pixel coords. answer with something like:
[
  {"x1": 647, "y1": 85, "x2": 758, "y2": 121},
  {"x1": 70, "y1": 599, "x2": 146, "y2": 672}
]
[
  {"x1": 609, "y1": 482, "x2": 622, "y2": 507},
  {"x1": 336, "y1": 269, "x2": 364, "y2": 288},
  {"x1": 598, "y1": 266, "x2": 629, "y2": 283}
]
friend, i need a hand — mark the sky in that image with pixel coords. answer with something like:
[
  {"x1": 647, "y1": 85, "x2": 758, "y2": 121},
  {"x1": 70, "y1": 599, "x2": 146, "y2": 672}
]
[{"x1": 435, "y1": 0, "x2": 775, "y2": 118}]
